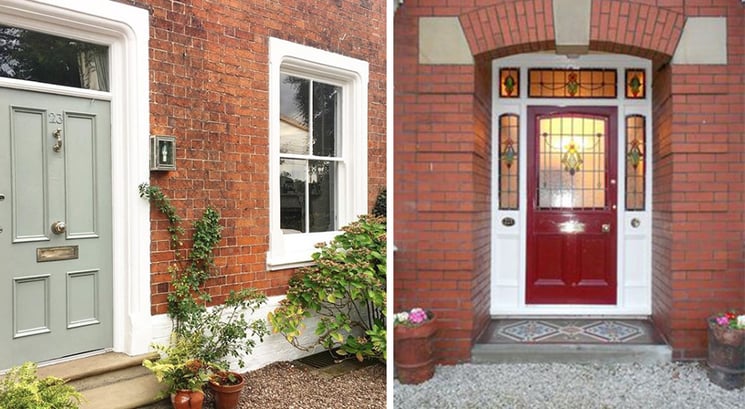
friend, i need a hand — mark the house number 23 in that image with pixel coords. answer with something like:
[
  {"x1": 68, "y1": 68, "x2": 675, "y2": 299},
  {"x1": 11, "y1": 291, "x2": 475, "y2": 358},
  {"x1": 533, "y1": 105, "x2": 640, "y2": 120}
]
[{"x1": 48, "y1": 113, "x2": 63, "y2": 124}]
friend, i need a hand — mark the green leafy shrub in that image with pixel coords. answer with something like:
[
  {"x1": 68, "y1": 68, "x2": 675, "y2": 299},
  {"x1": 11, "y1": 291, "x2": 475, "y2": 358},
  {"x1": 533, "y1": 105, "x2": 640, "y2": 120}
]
[
  {"x1": 138, "y1": 183, "x2": 222, "y2": 331},
  {"x1": 268, "y1": 215, "x2": 386, "y2": 361},
  {"x1": 0, "y1": 362, "x2": 84, "y2": 409},
  {"x1": 139, "y1": 184, "x2": 269, "y2": 391}
]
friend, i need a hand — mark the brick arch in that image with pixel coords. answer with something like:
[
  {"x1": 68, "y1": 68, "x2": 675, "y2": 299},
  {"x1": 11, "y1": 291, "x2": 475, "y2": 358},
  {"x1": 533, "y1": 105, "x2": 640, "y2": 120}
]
[{"x1": 459, "y1": 0, "x2": 685, "y2": 64}]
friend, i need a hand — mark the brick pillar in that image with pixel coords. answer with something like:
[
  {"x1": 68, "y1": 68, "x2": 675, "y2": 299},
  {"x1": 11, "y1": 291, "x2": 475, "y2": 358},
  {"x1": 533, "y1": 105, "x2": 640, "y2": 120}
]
[{"x1": 652, "y1": 59, "x2": 745, "y2": 359}]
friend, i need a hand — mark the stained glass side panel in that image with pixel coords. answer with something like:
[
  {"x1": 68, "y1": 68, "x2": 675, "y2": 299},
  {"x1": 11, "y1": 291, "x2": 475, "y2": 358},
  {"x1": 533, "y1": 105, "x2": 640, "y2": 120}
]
[
  {"x1": 625, "y1": 115, "x2": 646, "y2": 210},
  {"x1": 499, "y1": 114, "x2": 519, "y2": 210},
  {"x1": 499, "y1": 68, "x2": 519, "y2": 98},
  {"x1": 537, "y1": 116, "x2": 606, "y2": 209},
  {"x1": 528, "y1": 69, "x2": 616, "y2": 98},
  {"x1": 625, "y1": 69, "x2": 646, "y2": 99}
]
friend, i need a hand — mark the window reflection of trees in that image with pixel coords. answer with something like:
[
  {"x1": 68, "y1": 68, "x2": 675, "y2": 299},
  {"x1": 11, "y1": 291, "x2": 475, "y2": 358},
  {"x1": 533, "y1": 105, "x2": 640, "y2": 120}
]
[
  {"x1": 0, "y1": 25, "x2": 109, "y2": 91},
  {"x1": 279, "y1": 75, "x2": 339, "y2": 233}
]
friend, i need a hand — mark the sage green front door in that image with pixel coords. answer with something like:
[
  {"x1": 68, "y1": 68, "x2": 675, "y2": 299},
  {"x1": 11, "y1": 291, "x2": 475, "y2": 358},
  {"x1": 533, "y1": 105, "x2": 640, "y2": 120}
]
[{"x1": 0, "y1": 88, "x2": 112, "y2": 368}]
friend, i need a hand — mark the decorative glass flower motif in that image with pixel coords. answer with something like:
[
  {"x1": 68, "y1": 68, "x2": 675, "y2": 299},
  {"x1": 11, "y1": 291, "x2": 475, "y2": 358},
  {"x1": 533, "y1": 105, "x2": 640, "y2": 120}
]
[
  {"x1": 561, "y1": 141, "x2": 583, "y2": 176},
  {"x1": 502, "y1": 138, "x2": 516, "y2": 168},
  {"x1": 503, "y1": 73, "x2": 516, "y2": 96},
  {"x1": 628, "y1": 74, "x2": 642, "y2": 97},
  {"x1": 566, "y1": 72, "x2": 579, "y2": 96},
  {"x1": 627, "y1": 138, "x2": 643, "y2": 169}
]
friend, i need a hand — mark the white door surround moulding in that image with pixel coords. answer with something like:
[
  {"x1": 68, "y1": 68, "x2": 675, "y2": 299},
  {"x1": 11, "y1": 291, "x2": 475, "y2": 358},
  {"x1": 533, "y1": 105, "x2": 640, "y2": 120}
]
[
  {"x1": 490, "y1": 53, "x2": 654, "y2": 317},
  {"x1": 0, "y1": 0, "x2": 152, "y2": 356}
]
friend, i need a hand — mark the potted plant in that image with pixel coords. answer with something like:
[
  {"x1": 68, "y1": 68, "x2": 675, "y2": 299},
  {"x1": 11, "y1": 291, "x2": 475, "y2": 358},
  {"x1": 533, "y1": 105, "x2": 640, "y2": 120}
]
[
  {"x1": 184, "y1": 289, "x2": 268, "y2": 409},
  {"x1": 140, "y1": 185, "x2": 269, "y2": 408},
  {"x1": 393, "y1": 307, "x2": 437, "y2": 384},
  {"x1": 0, "y1": 362, "x2": 84, "y2": 409},
  {"x1": 707, "y1": 311, "x2": 745, "y2": 390},
  {"x1": 143, "y1": 334, "x2": 212, "y2": 409},
  {"x1": 207, "y1": 369, "x2": 245, "y2": 409}
]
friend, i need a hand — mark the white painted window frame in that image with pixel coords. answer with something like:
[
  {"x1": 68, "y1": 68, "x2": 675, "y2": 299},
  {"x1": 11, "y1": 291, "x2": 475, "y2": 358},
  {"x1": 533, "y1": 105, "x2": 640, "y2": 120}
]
[
  {"x1": 267, "y1": 38, "x2": 369, "y2": 270},
  {"x1": 0, "y1": 0, "x2": 152, "y2": 355},
  {"x1": 490, "y1": 53, "x2": 653, "y2": 316}
]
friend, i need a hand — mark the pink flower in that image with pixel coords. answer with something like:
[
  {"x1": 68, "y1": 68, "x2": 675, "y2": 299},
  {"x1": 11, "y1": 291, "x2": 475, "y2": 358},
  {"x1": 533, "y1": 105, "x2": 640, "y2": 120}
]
[
  {"x1": 408, "y1": 308, "x2": 428, "y2": 324},
  {"x1": 716, "y1": 316, "x2": 730, "y2": 326}
]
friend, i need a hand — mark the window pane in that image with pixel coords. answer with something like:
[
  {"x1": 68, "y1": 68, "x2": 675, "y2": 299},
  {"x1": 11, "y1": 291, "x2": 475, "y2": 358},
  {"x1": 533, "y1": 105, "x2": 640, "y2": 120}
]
[
  {"x1": 537, "y1": 116, "x2": 606, "y2": 209},
  {"x1": 528, "y1": 68, "x2": 616, "y2": 98},
  {"x1": 625, "y1": 115, "x2": 646, "y2": 210},
  {"x1": 625, "y1": 69, "x2": 646, "y2": 99},
  {"x1": 280, "y1": 159, "x2": 306, "y2": 233},
  {"x1": 499, "y1": 114, "x2": 519, "y2": 210},
  {"x1": 0, "y1": 25, "x2": 109, "y2": 91},
  {"x1": 312, "y1": 81, "x2": 339, "y2": 157},
  {"x1": 309, "y1": 160, "x2": 336, "y2": 232},
  {"x1": 279, "y1": 74, "x2": 310, "y2": 154}
]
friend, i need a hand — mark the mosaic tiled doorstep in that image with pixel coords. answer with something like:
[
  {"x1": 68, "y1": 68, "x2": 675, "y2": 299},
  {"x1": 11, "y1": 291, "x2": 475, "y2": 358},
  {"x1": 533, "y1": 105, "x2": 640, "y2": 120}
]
[{"x1": 478, "y1": 319, "x2": 665, "y2": 345}]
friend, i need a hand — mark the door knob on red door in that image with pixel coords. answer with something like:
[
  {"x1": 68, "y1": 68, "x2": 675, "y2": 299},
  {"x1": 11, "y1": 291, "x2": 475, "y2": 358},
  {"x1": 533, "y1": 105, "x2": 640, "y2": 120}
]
[{"x1": 601, "y1": 223, "x2": 611, "y2": 233}]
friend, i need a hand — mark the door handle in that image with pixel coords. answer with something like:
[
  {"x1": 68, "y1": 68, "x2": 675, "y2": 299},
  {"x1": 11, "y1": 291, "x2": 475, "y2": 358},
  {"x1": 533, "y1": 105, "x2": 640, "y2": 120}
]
[
  {"x1": 51, "y1": 221, "x2": 66, "y2": 234},
  {"x1": 53, "y1": 128, "x2": 63, "y2": 152},
  {"x1": 601, "y1": 223, "x2": 611, "y2": 233}
]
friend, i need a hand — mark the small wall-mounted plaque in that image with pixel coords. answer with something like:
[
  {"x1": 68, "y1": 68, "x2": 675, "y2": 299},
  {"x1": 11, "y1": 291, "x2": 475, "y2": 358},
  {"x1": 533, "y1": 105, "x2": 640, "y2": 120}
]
[
  {"x1": 150, "y1": 135, "x2": 176, "y2": 171},
  {"x1": 37, "y1": 246, "x2": 79, "y2": 262},
  {"x1": 501, "y1": 217, "x2": 516, "y2": 227}
]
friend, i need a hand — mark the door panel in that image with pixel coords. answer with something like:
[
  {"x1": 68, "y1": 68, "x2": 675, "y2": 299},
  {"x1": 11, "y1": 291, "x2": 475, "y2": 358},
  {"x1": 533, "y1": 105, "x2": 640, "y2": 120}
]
[
  {"x1": 0, "y1": 88, "x2": 112, "y2": 368},
  {"x1": 527, "y1": 106, "x2": 617, "y2": 304}
]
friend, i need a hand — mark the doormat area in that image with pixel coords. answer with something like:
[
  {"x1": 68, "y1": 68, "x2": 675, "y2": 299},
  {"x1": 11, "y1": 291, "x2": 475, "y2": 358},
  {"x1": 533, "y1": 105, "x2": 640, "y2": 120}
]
[
  {"x1": 478, "y1": 319, "x2": 666, "y2": 345},
  {"x1": 293, "y1": 350, "x2": 377, "y2": 379}
]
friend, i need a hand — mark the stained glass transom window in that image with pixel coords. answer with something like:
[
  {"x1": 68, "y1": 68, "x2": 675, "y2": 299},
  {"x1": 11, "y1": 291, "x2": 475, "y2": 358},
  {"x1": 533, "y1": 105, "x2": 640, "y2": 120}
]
[
  {"x1": 625, "y1": 69, "x2": 645, "y2": 99},
  {"x1": 528, "y1": 69, "x2": 616, "y2": 98},
  {"x1": 499, "y1": 114, "x2": 519, "y2": 210},
  {"x1": 499, "y1": 68, "x2": 519, "y2": 98},
  {"x1": 537, "y1": 115, "x2": 607, "y2": 209},
  {"x1": 625, "y1": 115, "x2": 646, "y2": 210}
]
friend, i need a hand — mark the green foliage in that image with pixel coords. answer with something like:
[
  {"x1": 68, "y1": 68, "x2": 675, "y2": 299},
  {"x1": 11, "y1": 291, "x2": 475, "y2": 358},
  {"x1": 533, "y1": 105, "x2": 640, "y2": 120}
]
[
  {"x1": 180, "y1": 289, "x2": 270, "y2": 368},
  {"x1": 0, "y1": 362, "x2": 84, "y2": 409},
  {"x1": 372, "y1": 187, "x2": 386, "y2": 218},
  {"x1": 139, "y1": 184, "x2": 269, "y2": 392},
  {"x1": 144, "y1": 289, "x2": 269, "y2": 396},
  {"x1": 143, "y1": 335, "x2": 212, "y2": 396},
  {"x1": 138, "y1": 183, "x2": 223, "y2": 330},
  {"x1": 268, "y1": 215, "x2": 387, "y2": 362}
]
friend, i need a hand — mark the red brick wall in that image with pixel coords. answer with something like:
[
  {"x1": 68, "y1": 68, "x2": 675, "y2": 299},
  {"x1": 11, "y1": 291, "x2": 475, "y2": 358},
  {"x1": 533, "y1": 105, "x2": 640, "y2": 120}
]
[
  {"x1": 395, "y1": 0, "x2": 745, "y2": 362},
  {"x1": 114, "y1": 0, "x2": 386, "y2": 315}
]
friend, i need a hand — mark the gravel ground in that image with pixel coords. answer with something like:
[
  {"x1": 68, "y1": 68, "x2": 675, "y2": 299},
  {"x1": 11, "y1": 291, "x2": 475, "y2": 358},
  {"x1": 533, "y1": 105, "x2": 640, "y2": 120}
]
[
  {"x1": 394, "y1": 362, "x2": 745, "y2": 409},
  {"x1": 140, "y1": 361, "x2": 386, "y2": 409}
]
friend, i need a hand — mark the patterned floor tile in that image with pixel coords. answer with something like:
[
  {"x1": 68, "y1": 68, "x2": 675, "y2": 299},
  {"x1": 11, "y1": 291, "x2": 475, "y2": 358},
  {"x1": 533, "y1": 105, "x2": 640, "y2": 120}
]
[{"x1": 479, "y1": 319, "x2": 664, "y2": 345}]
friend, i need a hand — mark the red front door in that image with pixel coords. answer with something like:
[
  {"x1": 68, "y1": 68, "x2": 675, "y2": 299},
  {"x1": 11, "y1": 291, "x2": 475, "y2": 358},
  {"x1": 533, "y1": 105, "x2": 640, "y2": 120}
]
[{"x1": 526, "y1": 106, "x2": 617, "y2": 304}]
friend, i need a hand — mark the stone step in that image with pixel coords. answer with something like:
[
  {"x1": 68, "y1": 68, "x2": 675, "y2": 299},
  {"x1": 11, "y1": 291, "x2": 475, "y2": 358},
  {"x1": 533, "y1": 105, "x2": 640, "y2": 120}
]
[
  {"x1": 472, "y1": 343, "x2": 672, "y2": 364},
  {"x1": 37, "y1": 351, "x2": 166, "y2": 409}
]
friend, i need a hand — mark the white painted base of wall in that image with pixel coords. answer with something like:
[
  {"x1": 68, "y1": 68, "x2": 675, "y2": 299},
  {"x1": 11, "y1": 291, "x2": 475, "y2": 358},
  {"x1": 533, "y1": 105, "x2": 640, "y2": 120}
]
[{"x1": 149, "y1": 295, "x2": 325, "y2": 372}]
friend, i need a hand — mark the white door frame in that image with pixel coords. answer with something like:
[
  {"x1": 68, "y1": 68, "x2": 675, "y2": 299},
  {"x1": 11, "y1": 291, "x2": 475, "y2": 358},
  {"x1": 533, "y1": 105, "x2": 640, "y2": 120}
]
[
  {"x1": 490, "y1": 53, "x2": 653, "y2": 316},
  {"x1": 0, "y1": 0, "x2": 152, "y2": 356}
]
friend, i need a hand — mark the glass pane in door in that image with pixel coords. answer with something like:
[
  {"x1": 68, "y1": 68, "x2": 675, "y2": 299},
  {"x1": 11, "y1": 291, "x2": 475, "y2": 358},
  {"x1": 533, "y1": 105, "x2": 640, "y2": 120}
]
[{"x1": 537, "y1": 115, "x2": 607, "y2": 209}]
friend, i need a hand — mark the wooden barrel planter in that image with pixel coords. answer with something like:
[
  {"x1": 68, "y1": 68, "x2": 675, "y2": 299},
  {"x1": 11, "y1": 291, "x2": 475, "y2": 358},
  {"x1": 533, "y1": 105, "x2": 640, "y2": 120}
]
[
  {"x1": 394, "y1": 316, "x2": 437, "y2": 384},
  {"x1": 707, "y1": 317, "x2": 745, "y2": 390}
]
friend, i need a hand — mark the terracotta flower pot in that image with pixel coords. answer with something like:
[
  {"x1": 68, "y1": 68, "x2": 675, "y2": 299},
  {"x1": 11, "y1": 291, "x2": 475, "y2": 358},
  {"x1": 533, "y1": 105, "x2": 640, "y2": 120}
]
[
  {"x1": 394, "y1": 316, "x2": 437, "y2": 384},
  {"x1": 209, "y1": 372, "x2": 245, "y2": 409},
  {"x1": 707, "y1": 317, "x2": 745, "y2": 390},
  {"x1": 171, "y1": 390, "x2": 204, "y2": 409}
]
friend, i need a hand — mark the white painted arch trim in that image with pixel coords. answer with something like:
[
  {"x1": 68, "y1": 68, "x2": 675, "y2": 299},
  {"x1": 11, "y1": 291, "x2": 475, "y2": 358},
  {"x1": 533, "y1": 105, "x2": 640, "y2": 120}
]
[
  {"x1": 0, "y1": 0, "x2": 152, "y2": 355},
  {"x1": 490, "y1": 53, "x2": 653, "y2": 316}
]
